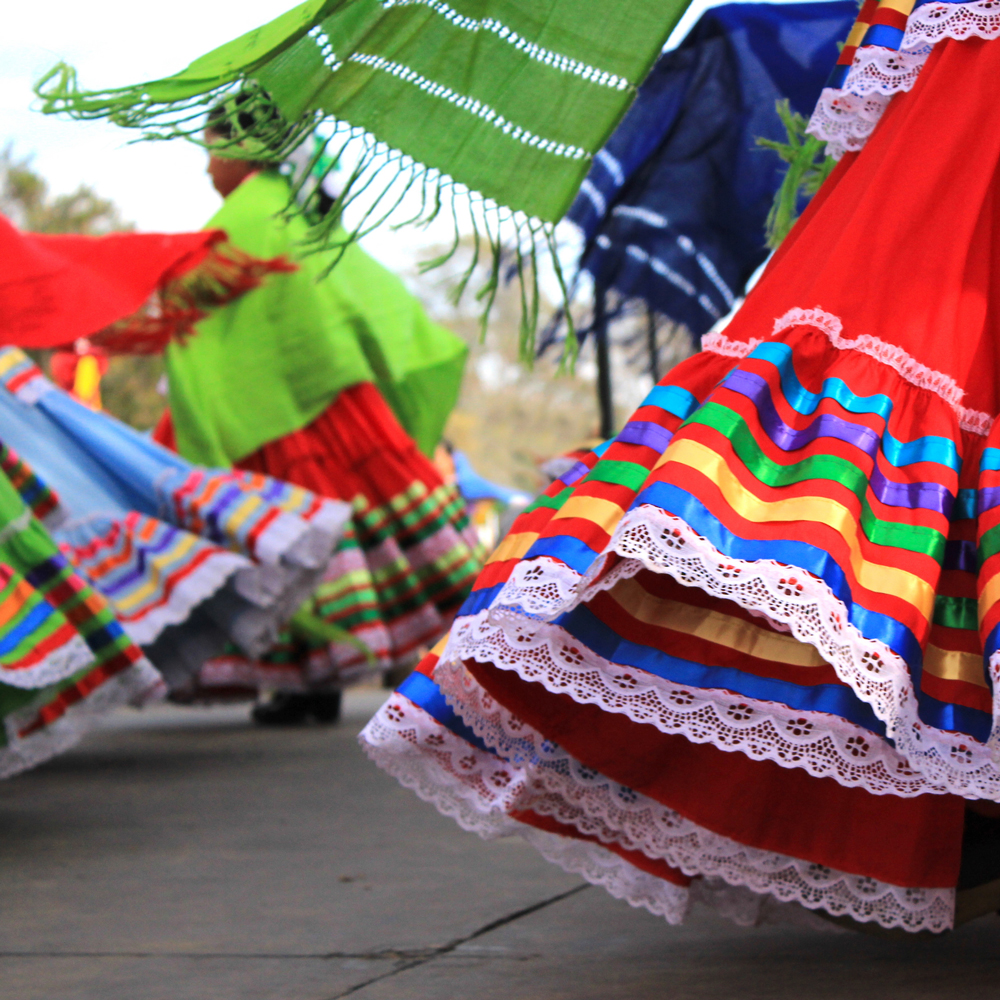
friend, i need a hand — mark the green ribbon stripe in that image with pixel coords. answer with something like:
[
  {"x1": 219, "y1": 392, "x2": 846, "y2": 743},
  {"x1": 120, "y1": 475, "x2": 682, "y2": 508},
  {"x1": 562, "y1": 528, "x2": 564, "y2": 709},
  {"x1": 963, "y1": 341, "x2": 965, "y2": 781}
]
[
  {"x1": 932, "y1": 594, "x2": 979, "y2": 632},
  {"x1": 581, "y1": 459, "x2": 651, "y2": 493},
  {"x1": 977, "y1": 523, "x2": 1000, "y2": 564},
  {"x1": 686, "y1": 404, "x2": 947, "y2": 561}
]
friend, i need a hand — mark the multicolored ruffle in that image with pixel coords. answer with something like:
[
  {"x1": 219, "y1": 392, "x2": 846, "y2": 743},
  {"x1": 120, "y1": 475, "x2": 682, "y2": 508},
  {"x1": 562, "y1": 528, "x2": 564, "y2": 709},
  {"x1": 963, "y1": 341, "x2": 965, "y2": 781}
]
[
  {"x1": 0, "y1": 442, "x2": 62, "y2": 525},
  {"x1": 443, "y1": 308, "x2": 1000, "y2": 799},
  {"x1": 808, "y1": 0, "x2": 1000, "y2": 157},
  {"x1": 0, "y1": 346, "x2": 351, "y2": 692},
  {"x1": 364, "y1": 301, "x2": 1000, "y2": 933},
  {"x1": 0, "y1": 473, "x2": 162, "y2": 778}
]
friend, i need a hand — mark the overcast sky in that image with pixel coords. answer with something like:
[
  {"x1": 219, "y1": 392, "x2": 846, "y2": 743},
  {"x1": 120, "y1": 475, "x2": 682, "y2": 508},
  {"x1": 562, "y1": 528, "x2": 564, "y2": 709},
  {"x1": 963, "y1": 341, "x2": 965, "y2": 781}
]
[{"x1": 2, "y1": 0, "x2": 755, "y2": 263}]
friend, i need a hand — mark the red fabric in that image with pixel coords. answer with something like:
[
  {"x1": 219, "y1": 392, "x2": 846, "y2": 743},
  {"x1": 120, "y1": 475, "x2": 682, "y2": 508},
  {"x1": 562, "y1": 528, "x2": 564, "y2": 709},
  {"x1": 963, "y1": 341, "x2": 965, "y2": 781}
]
[
  {"x1": 0, "y1": 216, "x2": 228, "y2": 348},
  {"x1": 236, "y1": 381, "x2": 447, "y2": 504},
  {"x1": 152, "y1": 409, "x2": 177, "y2": 452},
  {"x1": 467, "y1": 660, "x2": 965, "y2": 889},
  {"x1": 724, "y1": 37, "x2": 1000, "y2": 417}
]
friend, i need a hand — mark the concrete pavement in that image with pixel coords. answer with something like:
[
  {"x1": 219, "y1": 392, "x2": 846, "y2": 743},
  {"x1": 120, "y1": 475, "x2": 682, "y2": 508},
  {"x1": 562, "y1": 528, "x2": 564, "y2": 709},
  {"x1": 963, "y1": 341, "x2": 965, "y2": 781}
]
[{"x1": 1, "y1": 690, "x2": 999, "y2": 999}]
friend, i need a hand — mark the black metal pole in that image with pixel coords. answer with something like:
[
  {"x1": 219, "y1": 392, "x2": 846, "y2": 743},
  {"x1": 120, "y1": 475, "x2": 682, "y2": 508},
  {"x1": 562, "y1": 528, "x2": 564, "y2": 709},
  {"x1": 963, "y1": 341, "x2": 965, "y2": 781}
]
[
  {"x1": 647, "y1": 303, "x2": 660, "y2": 383},
  {"x1": 594, "y1": 284, "x2": 615, "y2": 440}
]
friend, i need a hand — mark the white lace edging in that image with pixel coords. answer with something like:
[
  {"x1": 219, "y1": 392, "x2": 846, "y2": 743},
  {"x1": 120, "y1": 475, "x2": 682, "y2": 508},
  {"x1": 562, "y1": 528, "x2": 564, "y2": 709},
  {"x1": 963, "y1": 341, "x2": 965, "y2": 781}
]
[
  {"x1": 808, "y1": 1, "x2": 1000, "y2": 157},
  {"x1": 444, "y1": 612, "x2": 943, "y2": 798},
  {"x1": 605, "y1": 506, "x2": 1000, "y2": 799},
  {"x1": 839, "y1": 46, "x2": 929, "y2": 97},
  {"x1": 807, "y1": 87, "x2": 892, "y2": 159},
  {"x1": 361, "y1": 693, "x2": 954, "y2": 932},
  {"x1": 110, "y1": 551, "x2": 249, "y2": 647},
  {"x1": 0, "y1": 659, "x2": 164, "y2": 780},
  {"x1": 907, "y1": 0, "x2": 1000, "y2": 47},
  {"x1": 436, "y1": 667, "x2": 949, "y2": 933},
  {"x1": 0, "y1": 632, "x2": 95, "y2": 690},
  {"x1": 708, "y1": 307, "x2": 991, "y2": 435}
]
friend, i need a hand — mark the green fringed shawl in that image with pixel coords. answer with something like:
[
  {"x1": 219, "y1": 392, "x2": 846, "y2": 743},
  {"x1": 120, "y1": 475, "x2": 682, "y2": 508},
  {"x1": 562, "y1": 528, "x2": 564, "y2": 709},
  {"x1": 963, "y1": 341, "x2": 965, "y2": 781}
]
[
  {"x1": 37, "y1": 0, "x2": 694, "y2": 353},
  {"x1": 166, "y1": 170, "x2": 467, "y2": 465}
]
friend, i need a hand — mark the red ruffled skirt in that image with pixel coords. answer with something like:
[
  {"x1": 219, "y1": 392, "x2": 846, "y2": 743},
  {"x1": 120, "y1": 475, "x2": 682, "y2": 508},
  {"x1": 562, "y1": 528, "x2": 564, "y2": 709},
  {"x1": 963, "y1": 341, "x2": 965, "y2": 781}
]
[{"x1": 363, "y1": 37, "x2": 1000, "y2": 934}]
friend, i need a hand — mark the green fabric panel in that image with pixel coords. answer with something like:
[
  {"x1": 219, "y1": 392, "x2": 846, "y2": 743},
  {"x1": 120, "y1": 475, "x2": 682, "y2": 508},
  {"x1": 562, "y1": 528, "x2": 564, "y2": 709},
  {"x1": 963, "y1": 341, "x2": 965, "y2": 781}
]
[
  {"x1": 146, "y1": 0, "x2": 338, "y2": 97},
  {"x1": 318, "y1": 7, "x2": 629, "y2": 146},
  {"x1": 46, "y1": 0, "x2": 694, "y2": 222},
  {"x1": 933, "y1": 594, "x2": 979, "y2": 632},
  {"x1": 690, "y1": 404, "x2": 946, "y2": 560},
  {"x1": 166, "y1": 171, "x2": 467, "y2": 465}
]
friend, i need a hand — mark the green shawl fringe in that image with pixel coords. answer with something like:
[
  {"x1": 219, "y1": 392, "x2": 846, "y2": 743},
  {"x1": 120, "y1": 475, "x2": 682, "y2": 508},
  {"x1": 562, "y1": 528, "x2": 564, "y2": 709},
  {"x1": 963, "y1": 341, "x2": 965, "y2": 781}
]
[
  {"x1": 757, "y1": 99, "x2": 836, "y2": 249},
  {"x1": 35, "y1": 0, "x2": 694, "y2": 361}
]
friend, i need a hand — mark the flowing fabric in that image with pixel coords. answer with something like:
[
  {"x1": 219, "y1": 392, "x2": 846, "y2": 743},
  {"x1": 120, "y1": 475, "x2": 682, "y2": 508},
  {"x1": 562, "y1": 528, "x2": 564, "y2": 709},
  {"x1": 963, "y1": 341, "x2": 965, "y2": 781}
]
[
  {"x1": 363, "y1": 32, "x2": 1000, "y2": 934},
  {"x1": 0, "y1": 348, "x2": 350, "y2": 693},
  {"x1": 0, "y1": 463, "x2": 162, "y2": 778},
  {"x1": 0, "y1": 214, "x2": 291, "y2": 353},
  {"x1": 567, "y1": 1, "x2": 857, "y2": 338},
  {"x1": 37, "y1": 0, "x2": 695, "y2": 224},
  {"x1": 165, "y1": 171, "x2": 467, "y2": 464}
]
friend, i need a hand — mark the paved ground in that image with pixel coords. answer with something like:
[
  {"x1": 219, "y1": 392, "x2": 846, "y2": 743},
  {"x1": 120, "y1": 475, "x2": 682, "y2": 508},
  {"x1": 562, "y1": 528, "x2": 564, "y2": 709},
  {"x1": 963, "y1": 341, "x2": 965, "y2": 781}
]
[{"x1": 1, "y1": 690, "x2": 1000, "y2": 1000}]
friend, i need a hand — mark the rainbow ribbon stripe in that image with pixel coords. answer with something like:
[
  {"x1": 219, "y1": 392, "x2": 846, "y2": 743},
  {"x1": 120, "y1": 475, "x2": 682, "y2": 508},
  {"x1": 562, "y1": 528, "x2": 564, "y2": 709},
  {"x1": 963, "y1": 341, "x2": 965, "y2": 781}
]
[
  {"x1": 459, "y1": 321, "x2": 994, "y2": 743},
  {"x1": 57, "y1": 511, "x2": 242, "y2": 636}
]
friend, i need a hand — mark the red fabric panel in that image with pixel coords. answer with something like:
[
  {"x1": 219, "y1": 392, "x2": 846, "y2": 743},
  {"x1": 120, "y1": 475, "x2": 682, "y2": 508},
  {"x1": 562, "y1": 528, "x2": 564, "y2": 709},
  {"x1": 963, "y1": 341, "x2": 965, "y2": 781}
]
[
  {"x1": 467, "y1": 660, "x2": 965, "y2": 889},
  {"x1": 0, "y1": 216, "x2": 224, "y2": 347},
  {"x1": 724, "y1": 38, "x2": 1000, "y2": 417}
]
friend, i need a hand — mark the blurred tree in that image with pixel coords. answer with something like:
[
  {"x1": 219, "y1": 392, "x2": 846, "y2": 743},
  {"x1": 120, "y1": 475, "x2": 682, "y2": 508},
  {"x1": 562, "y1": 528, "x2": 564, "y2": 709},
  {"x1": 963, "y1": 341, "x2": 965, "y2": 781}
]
[
  {"x1": 1, "y1": 145, "x2": 133, "y2": 234},
  {"x1": 2, "y1": 147, "x2": 166, "y2": 431}
]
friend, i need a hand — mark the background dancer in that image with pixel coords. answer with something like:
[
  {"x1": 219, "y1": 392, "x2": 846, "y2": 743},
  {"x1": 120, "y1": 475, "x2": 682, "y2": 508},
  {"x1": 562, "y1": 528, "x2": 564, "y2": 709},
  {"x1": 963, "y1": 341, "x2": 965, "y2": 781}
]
[{"x1": 153, "y1": 107, "x2": 482, "y2": 724}]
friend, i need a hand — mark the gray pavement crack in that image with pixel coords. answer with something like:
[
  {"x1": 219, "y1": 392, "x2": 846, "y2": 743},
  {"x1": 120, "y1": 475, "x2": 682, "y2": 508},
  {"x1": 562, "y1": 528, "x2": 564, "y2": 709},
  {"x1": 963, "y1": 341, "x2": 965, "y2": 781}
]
[
  {"x1": 0, "y1": 883, "x2": 590, "y2": 979},
  {"x1": 323, "y1": 882, "x2": 590, "y2": 999}
]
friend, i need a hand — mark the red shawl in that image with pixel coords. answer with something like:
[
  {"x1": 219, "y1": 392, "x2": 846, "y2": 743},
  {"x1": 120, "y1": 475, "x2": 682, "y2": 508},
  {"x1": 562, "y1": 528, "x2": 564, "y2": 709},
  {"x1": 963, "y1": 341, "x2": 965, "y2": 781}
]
[{"x1": 0, "y1": 215, "x2": 294, "y2": 352}]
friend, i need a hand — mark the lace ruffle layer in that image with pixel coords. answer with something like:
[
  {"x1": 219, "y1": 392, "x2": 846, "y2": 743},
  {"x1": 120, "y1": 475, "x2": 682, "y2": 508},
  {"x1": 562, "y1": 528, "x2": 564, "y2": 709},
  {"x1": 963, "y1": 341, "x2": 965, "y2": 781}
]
[
  {"x1": 446, "y1": 610, "x2": 943, "y2": 798},
  {"x1": 704, "y1": 307, "x2": 992, "y2": 435},
  {"x1": 361, "y1": 687, "x2": 954, "y2": 932},
  {"x1": 458, "y1": 500, "x2": 1000, "y2": 801},
  {"x1": 808, "y1": 1, "x2": 1000, "y2": 158},
  {"x1": 0, "y1": 658, "x2": 164, "y2": 779}
]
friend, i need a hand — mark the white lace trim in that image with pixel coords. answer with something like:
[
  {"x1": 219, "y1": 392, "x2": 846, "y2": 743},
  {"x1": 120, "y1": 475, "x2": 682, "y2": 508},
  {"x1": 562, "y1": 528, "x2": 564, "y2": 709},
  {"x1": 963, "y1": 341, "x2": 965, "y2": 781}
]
[
  {"x1": 361, "y1": 701, "x2": 692, "y2": 920},
  {"x1": 807, "y1": 88, "x2": 892, "y2": 159},
  {"x1": 0, "y1": 658, "x2": 164, "y2": 779},
  {"x1": 437, "y1": 666, "x2": 952, "y2": 932},
  {"x1": 361, "y1": 692, "x2": 954, "y2": 932},
  {"x1": 494, "y1": 555, "x2": 608, "y2": 621},
  {"x1": 808, "y1": 1, "x2": 1000, "y2": 157},
  {"x1": 109, "y1": 550, "x2": 249, "y2": 647},
  {"x1": 444, "y1": 612, "x2": 942, "y2": 798},
  {"x1": 0, "y1": 632, "x2": 94, "y2": 690},
  {"x1": 706, "y1": 307, "x2": 992, "y2": 435},
  {"x1": 839, "y1": 46, "x2": 929, "y2": 96},
  {"x1": 907, "y1": 0, "x2": 1000, "y2": 47},
  {"x1": 606, "y1": 506, "x2": 1000, "y2": 799},
  {"x1": 701, "y1": 329, "x2": 763, "y2": 359}
]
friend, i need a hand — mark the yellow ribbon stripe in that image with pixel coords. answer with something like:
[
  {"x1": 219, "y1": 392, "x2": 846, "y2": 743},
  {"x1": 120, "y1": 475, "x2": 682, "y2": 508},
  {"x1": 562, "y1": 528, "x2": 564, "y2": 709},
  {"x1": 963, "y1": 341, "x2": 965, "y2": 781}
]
[{"x1": 661, "y1": 438, "x2": 935, "y2": 618}]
